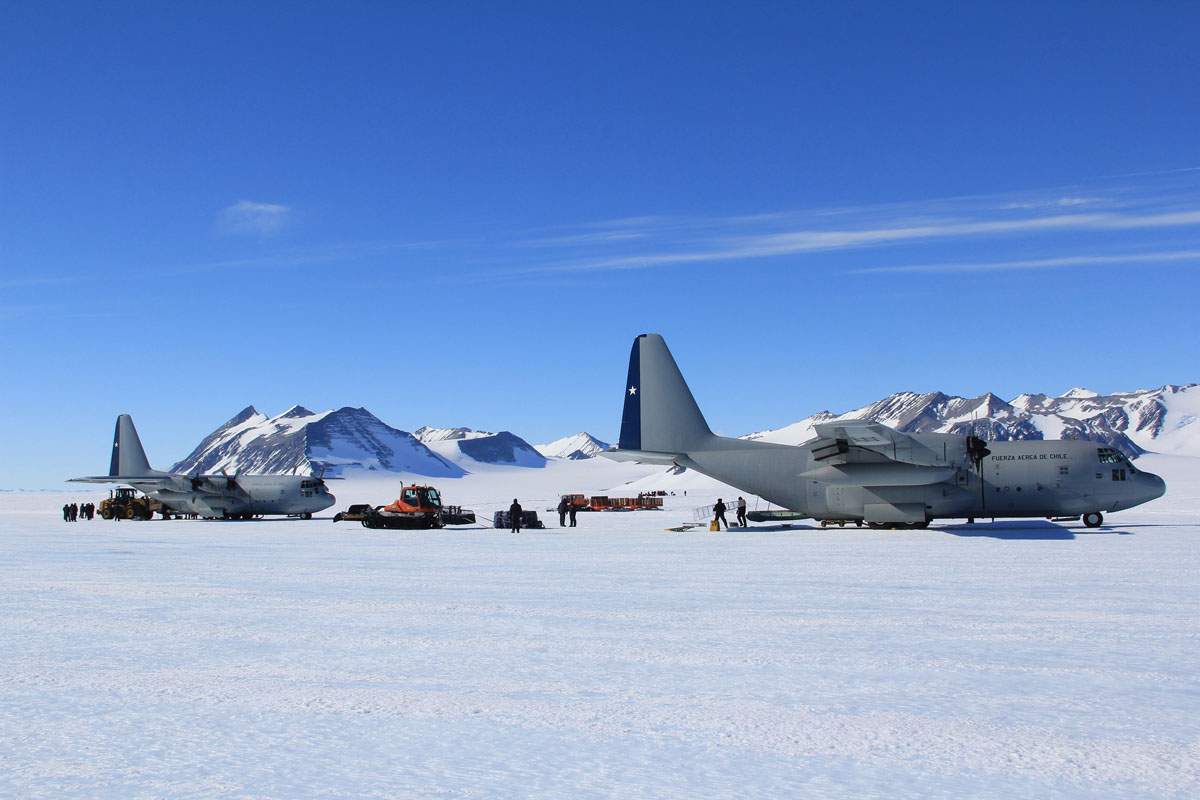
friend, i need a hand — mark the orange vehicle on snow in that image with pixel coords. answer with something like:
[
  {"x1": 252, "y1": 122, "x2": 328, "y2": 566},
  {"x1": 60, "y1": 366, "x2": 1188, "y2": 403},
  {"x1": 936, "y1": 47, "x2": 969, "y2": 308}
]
[
  {"x1": 361, "y1": 485, "x2": 444, "y2": 529},
  {"x1": 359, "y1": 485, "x2": 476, "y2": 529}
]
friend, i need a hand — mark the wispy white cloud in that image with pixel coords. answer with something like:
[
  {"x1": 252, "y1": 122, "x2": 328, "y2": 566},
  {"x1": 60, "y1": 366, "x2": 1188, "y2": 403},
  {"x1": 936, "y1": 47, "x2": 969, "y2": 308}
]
[
  {"x1": 1001, "y1": 196, "x2": 1107, "y2": 210},
  {"x1": 488, "y1": 208, "x2": 1200, "y2": 278},
  {"x1": 216, "y1": 200, "x2": 291, "y2": 238},
  {"x1": 518, "y1": 230, "x2": 651, "y2": 248},
  {"x1": 848, "y1": 249, "x2": 1200, "y2": 275},
  {"x1": 731, "y1": 210, "x2": 1200, "y2": 257}
]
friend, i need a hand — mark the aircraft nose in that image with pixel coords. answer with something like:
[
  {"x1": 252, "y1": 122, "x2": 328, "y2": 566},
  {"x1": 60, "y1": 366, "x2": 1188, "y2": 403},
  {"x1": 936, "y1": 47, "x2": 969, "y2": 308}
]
[{"x1": 1139, "y1": 471, "x2": 1166, "y2": 504}]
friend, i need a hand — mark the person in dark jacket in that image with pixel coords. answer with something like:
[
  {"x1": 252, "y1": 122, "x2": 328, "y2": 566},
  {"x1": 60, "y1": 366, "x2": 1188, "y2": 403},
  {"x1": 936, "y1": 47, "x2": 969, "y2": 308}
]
[
  {"x1": 557, "y1": 496, "x2": 568, "y2": 527},
  {"x1": 509, "y1": 499, "x2": 523, "y2": 533},
  {"x1": 568, "y1": 502, "x2": 578, "y2": 527},
  {"x1": 713, "y1": 498, "x2": 728, "y2": 530}
]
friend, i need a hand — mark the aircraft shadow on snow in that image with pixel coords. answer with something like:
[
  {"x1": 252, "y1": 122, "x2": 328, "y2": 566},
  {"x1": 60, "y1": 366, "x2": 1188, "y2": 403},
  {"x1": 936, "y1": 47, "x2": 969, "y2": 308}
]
[
  {"x1": 742, "y1": 521, "x2": 1135, "y2": 539},
  {"x1": 936, "y1": 521, "x2": 1133, "y2": 540}
]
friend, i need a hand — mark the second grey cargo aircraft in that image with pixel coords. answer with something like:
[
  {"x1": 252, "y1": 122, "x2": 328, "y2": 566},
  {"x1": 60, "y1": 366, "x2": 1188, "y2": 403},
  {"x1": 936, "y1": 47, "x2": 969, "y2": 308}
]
[
  {"x1": 602, "y1": 334, "x2": 1165, "y2": 528},
  {"x1": 70, "y1": 414, "x2": 336, "y2": 519}
]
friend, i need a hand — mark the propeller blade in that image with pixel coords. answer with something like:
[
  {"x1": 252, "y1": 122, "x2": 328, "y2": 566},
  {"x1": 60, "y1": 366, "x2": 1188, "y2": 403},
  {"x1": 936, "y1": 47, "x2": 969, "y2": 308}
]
[{"x1": 966, "y1": 434, "x2": 991, "y2": 471}]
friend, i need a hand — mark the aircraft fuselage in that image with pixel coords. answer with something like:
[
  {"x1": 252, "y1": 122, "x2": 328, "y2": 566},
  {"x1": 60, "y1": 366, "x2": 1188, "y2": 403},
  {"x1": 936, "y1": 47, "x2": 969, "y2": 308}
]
[
  {"x1": 130, "y1": 474, "x2": 336, "y2": 519},
  {"x1": 676, "y1": 435, "x2": 1164, "y2": 524}
]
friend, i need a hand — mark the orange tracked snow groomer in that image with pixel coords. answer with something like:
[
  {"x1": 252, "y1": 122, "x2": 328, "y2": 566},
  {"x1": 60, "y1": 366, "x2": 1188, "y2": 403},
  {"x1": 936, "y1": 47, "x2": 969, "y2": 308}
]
[{"x1": 362, "y1": 485, "x2": 444, "y2": 529}]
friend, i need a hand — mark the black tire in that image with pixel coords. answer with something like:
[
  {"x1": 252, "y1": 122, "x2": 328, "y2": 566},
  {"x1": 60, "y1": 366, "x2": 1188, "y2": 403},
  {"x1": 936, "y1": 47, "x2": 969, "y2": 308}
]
[
  {"x1": 1082, "y1": 512, "x2": 1103, "y2": 528},
  {"x1": 300, "y1": 512, "x2": 312, "y2": 521}
]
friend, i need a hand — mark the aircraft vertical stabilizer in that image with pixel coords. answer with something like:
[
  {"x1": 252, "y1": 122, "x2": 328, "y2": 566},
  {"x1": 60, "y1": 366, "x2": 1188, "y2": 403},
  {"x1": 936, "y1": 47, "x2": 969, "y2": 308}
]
[
  {"x1": 110, "y1": 414, "x2": 154, "y2": 476},
  {"x1": 618, "y1": 334, "x2": 714, "y2": 454}
]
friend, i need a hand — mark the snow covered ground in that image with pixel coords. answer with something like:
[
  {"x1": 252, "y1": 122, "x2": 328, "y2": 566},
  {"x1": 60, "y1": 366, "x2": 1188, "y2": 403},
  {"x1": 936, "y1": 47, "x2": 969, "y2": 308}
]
[{"x1": 2, "y1": 455, "x2": 1197, "y2": 798}]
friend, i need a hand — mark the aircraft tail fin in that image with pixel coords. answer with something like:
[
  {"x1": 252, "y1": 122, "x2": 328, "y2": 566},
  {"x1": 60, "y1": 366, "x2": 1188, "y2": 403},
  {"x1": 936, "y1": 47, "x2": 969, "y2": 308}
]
[
  {"x1": 109, "y1": 414, "x2": 154, "y2": 476},
  {"x1": 617, "y1": 334, "x2": 716, "y2": 455}
]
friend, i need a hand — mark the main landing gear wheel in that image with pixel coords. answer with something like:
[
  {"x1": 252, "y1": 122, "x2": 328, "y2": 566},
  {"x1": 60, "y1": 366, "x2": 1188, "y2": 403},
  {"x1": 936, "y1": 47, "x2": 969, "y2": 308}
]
[
  {"x1": 300, "y1": 512, "x2": 312, "y2": 520},
  {"x1": 1082, "y1": 512, "x2": 1103, "y2": 528}
]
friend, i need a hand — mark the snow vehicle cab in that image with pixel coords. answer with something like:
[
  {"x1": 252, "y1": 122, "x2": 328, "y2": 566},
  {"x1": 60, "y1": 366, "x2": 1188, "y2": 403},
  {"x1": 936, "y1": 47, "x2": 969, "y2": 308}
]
[{"x1": 361, "y1": 485, "x2": 445, "y2": 529}]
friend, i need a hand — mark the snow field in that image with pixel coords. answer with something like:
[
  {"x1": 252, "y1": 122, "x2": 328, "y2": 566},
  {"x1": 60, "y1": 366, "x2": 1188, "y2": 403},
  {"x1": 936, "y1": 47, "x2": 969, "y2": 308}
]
[{"x1": 1, "y1": 456, "x2": 1197, "y2": 798}]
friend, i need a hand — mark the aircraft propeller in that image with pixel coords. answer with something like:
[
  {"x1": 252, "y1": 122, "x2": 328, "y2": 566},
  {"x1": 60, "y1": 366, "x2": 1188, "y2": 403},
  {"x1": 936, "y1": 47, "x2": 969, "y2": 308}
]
[
  {"x1": 218, "y1": 467, "x2": 242, "y2": 491},
  {"x1": 966, "y1": 425, "x2": 991, "y2": 471}
]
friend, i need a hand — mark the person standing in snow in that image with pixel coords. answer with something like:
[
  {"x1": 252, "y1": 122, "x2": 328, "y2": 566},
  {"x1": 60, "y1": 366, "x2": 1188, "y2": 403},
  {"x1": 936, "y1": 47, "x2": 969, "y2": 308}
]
[
  {"x1": 736, "y1": 496, "x2": 747, "y2": 528},
  {"x1": 509, "y1": 498, "x2": 523, "y2": 533},
  {"x1": 713, "y1": 498, "x2": 728, "y2": 530},
  {"x1": 62, "y1": 503, "x2": 70, "y2": 522},
  {"x1": 557, "y1": 496, "x2": 568, "y2": 527},
  {"x1": 568, "y1": 501, "x2": 578, "y2": 527}
]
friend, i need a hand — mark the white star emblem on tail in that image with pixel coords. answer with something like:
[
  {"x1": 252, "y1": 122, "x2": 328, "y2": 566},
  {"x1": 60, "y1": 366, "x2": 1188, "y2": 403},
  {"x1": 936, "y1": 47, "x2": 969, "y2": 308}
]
[{"x1": 629, "y1": 386, "x2": 637, "y2": 396}]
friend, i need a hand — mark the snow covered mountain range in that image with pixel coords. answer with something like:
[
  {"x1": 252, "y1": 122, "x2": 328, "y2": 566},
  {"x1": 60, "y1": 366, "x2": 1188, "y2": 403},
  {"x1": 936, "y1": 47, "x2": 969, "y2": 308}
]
[
  {"x1": 534, "y1": 433, "x2": 611, "y2": 460},
  {"x1": 745, "y1": 384, "x2": 1200, "y2": 460},
  {"x1": 170, "y1": 406, "x2": 466, "y2": 478},
  {"x1": 414, "y1": 427, "x2": 547, "y2": 470},
  {"x1": 169, "y1": 383, "x2": 1198, "y2": 477},
  {"x1": 170, "y1": 409, "x2": 551, "y2": 477}
]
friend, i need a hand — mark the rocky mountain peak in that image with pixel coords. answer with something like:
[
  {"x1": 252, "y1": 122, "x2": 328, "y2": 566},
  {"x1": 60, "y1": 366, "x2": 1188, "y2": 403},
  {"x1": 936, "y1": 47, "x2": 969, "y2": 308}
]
[{"x1": 535, "y1": 432, "x2": 612, "y2": 460}]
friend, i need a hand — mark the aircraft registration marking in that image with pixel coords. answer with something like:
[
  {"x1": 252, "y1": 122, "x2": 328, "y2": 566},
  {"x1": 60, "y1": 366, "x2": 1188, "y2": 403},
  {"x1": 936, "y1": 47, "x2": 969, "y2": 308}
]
[{"x1": 991, "y1": 453, "x2": 1071, "y2": 461}]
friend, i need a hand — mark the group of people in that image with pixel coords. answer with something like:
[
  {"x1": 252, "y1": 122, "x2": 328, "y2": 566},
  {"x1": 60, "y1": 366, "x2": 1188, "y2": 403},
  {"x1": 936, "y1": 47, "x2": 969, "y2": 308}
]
[
  {"x1": 62, "y1": 502, "x2": 96, "y2": 521},
  {"x1": 711, "y1": 496, "x2": 747, "y2": 530},
  {"x1": 503, "y1": 496, "x2": 583, "y2": 532},
  {"x1": 556, "y1": 496, "x2": 580, "y2": 527},
  {"x1": 505, "y1": 494, "x2": 750, "y2": 533}
]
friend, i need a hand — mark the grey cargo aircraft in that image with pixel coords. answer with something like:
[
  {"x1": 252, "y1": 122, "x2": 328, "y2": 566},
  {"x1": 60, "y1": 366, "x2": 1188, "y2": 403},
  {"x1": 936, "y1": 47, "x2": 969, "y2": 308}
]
[
  {"x1": 602, "y1": 334, "x2": 1165, "y2": 528},
  {"x1": 70, "y1": 414, "x2": 336, "y2": 519}
]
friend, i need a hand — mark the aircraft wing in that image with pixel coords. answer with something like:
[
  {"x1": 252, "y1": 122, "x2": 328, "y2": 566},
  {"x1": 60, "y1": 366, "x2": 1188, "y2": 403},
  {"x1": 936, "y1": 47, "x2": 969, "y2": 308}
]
[
  {"x1": 810, "y1": 421, "x2": 943, "y2": 467},
  {"x1": 69, "y1": 474, "x2": 198, "y2": 496}
]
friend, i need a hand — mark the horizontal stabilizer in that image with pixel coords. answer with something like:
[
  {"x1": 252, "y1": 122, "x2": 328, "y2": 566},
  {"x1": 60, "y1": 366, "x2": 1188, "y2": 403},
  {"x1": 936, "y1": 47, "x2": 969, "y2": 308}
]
[
  {"x1": 69, "y1": 475, "x2": 166, "y2": 484},
  {"x1": 599, "y1": 447, "x2": 684, "y2": 466}
]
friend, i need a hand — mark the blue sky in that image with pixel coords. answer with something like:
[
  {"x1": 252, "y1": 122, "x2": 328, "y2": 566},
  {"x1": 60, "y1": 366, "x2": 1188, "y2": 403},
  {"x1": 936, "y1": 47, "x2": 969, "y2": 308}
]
[{"x1": 3, "y1": 2, "x2": 1199, "y2": 487}]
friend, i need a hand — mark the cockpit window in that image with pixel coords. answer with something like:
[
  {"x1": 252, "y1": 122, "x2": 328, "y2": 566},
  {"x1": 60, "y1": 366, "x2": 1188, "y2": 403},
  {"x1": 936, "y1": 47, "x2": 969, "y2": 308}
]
[
  {"x1": 1097, "y1": 448, "x2": 1124, "y2": 465},
  {"x1": 420, "y1": 488, "x2": 441, "y2": 508}
]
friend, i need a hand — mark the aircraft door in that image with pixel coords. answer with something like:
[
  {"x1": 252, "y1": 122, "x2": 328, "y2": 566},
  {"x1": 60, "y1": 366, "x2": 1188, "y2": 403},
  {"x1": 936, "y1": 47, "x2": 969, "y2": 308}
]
[
  {"x1": 806, "y1": 480, "x2": 826, "y2": 516},
  {"x1": 825, "y1": 485, "x2": 852, "y2": 516}
]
